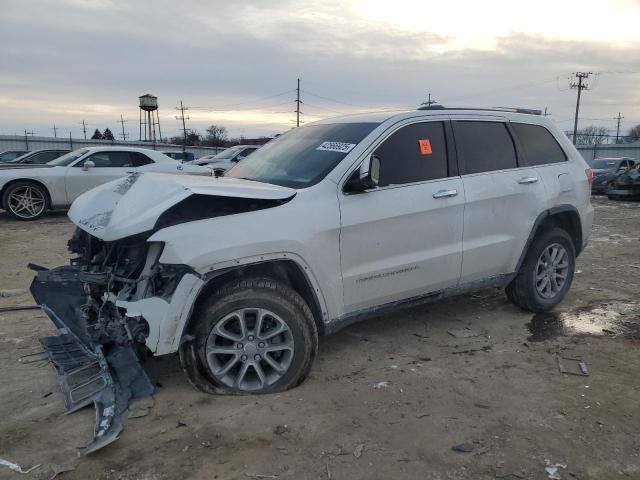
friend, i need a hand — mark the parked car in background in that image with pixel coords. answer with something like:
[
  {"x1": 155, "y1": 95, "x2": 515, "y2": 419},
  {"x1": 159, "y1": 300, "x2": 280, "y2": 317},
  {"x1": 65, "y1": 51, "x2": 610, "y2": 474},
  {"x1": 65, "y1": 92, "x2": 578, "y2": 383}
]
[
  {"x1": 0, "y1": 150, "x2": 30, "y2": 162},
  {"x1": 1, "y1": 149, "x2": 71, "y2": 166},
  {"x1": 192, "y1": 145, "x2": 260, "y2": 176},
  {"x1": 161, "y1": 151, "x2": 195, "y2": 163},
  {"x1": 607, "y1": 163, "x2": 640, "y2": 200},
  {"x1": 0, "y1": 147, "x2": 211, "y2": 220},
  {"x1": 587, "y1": 157, "x2": 636, "y2": 194}
]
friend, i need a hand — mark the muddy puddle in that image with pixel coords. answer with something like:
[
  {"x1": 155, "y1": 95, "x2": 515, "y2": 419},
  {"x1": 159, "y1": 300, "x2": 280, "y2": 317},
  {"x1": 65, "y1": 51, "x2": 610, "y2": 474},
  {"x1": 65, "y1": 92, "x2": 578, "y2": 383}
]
[{"x1": 527, "y1": 301, "x2": 640, "y2": 342}]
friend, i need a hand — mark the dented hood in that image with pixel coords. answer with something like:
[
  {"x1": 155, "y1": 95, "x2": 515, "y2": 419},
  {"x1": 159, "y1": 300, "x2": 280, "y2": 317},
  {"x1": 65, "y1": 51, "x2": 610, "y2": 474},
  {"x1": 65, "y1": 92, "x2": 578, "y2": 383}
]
[{"x1": 68, "y1": 172, "x2": 296, "y2": 241}]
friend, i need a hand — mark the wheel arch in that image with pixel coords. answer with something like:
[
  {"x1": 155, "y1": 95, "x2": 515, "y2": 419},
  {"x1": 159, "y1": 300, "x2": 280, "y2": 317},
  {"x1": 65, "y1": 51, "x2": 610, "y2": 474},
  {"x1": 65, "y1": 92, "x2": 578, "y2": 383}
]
[
  {"x1": 184, "y1": 258, "x2": 327, "y2": 339},
  {"x1": 1, "y1": 178, "x2": 52, "y2": 210},
  {"x1": 514, "y1": 205, "x2": 583, "y2": 274}
]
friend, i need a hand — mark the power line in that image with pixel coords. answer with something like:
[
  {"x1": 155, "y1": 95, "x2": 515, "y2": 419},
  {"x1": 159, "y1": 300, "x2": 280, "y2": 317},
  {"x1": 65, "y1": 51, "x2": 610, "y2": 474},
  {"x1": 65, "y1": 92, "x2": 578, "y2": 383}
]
[
  {"x1": 189, "y1": 90, "x2": 296, "y2": 112},
  {"x1": 570, "y1": 72, "x2": 592, "y2": 145}
]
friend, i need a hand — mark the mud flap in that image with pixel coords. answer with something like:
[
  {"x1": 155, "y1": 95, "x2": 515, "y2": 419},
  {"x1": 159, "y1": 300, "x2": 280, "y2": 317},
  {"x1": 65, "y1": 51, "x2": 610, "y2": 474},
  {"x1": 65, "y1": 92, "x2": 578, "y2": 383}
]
[{"x1": 32, "y1": 269, "x2": 154, "y2": 455}]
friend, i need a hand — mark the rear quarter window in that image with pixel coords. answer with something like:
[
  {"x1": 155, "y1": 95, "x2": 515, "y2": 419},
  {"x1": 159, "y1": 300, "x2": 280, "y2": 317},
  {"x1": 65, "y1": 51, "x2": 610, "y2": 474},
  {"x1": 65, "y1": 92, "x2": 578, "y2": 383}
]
[{"x1": 511, "y1": 123, "x2": 567, "y2": 166}]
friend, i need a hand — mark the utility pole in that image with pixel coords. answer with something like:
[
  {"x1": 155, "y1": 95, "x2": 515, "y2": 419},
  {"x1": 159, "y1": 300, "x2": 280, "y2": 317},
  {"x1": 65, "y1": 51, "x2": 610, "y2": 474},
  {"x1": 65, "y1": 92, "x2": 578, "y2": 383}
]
[
  {"x1": 119, "y1": 115, "x2": 129, "y2": 142},
  {"x1": 294, "y1": 78, "x2": 302, "y2": 127},
  {"x1": 81, "y1": 119, "x2": 88, "y2": 140},
  {"x1": 570, "y1": 72, "x2": 592, "y2": 145},
  {"x1": 175, "y1": 100, "x2": 190, "y2": 152},
  {"x1": 69, "y1": 131, "x2": 73, "y2": 150},
  {"x1": 421, "y1": 92, "x2": 437, "y2": 107},
  {"x1": 544, "y1": 107, "x2": 550, "y2": 117},
  {"x1": 52, "y1": 125, "x2": 58, "y2": 138},
  {"x1": 24, "y1": 129, "x2": 34, "y2": 150},
  {"x1": 615, "y1": 112, "x2": 624, "y2": 144}
]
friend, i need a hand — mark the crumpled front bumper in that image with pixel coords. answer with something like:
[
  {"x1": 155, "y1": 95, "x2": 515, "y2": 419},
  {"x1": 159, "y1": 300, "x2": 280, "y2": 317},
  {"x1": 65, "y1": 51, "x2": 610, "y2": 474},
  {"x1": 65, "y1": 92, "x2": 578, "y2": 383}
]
[{"x1": 30, "y1": 266, "x2": 155, "y2": 455}]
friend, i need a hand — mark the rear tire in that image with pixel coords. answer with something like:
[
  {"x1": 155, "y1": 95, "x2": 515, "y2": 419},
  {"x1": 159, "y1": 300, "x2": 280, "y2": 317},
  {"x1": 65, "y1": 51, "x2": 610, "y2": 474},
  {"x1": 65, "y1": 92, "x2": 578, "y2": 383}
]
[
  {"x1": 2, "y1": 181, "x2": 49, "y2": 220},
  {"x1": 180, "y1": 277, "x2": 318, "y2": 395},
  {"x1": 505, "y1": 227, "x2": 575, "y2": 312}
]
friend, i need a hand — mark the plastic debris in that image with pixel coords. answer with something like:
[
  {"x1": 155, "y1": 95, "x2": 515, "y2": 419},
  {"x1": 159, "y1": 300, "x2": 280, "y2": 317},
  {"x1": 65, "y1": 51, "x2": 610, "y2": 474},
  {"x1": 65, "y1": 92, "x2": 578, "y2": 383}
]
[
  {"x1": 0, "y1": 457, "x2": 41, "y2": 474},
  {"x1": 353, "y1": 444, "x2": 364, "y2": 458},
  {"x1": 545, "y1": 463, "x2": 567, "y2": 479},
  {"x1": 557, "y1": 356, "x2": 589, "y2": 376},
  {"x1": 0, "y1": 289, "x2": 27, "y2": 297},
  {"x1": 372, "y1": 381, "x2": 390, "y2": 389},
  {"x1": 447, "y1": 328, "x2": 482, "y2": 338}
]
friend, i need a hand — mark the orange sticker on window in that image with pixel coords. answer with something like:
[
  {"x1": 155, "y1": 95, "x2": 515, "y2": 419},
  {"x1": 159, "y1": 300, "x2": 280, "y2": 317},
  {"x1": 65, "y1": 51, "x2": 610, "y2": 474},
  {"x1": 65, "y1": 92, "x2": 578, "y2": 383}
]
[{"x1": 418, "y1": 139, "x2": 432, "y2": 155}]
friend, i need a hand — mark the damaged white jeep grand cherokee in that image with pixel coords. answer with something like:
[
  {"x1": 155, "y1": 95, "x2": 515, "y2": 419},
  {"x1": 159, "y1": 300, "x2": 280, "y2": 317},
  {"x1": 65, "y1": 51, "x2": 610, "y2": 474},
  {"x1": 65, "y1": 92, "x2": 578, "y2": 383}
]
[{"x1": 31, "y1": 107, "x2": 593, "y2": 452}]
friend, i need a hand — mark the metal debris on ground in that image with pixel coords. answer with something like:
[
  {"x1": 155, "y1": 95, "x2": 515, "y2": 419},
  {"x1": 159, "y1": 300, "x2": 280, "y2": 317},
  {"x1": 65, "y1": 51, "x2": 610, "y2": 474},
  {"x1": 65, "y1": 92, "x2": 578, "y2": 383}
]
[
  {"x1": 545, "y1": 463, "x2": 567, "y2": 479},
  {"x1": 127, "y1": 397, "x2": 155, "y2": 419},
  {"x1": 0, "y1": 457, "x2": 41, "y2": 474},
  {"x1": 557, "y1": 356, "x2": 589, "y2": 376}
]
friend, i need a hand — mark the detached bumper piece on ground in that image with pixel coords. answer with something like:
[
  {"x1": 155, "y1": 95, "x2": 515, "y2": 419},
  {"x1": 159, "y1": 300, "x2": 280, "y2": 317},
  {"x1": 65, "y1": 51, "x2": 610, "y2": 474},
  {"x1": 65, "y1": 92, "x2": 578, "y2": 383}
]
[{"x1": 30, "y1": 267, "x2": 154, "y2": 455}]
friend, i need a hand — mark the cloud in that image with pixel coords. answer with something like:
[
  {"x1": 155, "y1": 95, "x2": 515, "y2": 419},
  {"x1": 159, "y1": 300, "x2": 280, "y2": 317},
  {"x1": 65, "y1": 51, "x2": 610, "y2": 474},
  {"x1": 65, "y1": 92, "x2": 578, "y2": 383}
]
[{"x1": 0, "y1": 0, "x2": 639, "y2": 139}]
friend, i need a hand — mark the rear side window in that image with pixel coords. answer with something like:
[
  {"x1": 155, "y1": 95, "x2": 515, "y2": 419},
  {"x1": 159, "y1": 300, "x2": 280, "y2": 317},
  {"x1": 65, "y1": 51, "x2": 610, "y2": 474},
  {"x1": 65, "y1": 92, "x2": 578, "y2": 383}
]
[
  {"x1": 454, "y1": 121, "x2": 517, "y2": 174},
  {"x1": 77, "y1": 151, "x2": 136, "y2": 167},
  {"x1": 511, "y1": 123, "x2": 567, "y2": 166},
  {"x1": 374, "y1": 121, "x2": 449, "y2": 187}
]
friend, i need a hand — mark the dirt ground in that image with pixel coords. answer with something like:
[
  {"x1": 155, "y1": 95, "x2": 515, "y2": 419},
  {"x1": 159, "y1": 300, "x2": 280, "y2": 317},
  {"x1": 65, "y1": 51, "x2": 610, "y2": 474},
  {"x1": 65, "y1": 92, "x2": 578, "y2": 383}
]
[{"x1": 1, "y1": 198, "x2": 639, "y2": 480}]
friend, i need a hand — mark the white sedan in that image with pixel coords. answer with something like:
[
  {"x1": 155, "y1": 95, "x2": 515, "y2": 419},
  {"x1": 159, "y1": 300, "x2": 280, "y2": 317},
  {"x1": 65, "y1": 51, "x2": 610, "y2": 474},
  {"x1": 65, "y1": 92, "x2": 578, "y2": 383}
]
[{"x1": 0, "y1": 146, "x2": 211, "y2": 220}]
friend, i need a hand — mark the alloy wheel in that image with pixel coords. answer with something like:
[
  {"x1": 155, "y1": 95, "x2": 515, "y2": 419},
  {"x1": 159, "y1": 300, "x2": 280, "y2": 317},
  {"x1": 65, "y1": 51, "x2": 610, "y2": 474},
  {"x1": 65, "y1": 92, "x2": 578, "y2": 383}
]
[
  {"x1": 535, "y1": 243, "x2": 570, "y2": 299},
  {"x1": 205, "y1": 308, "x2": 295, "y2": 391},
  {"x1": 7, "y1": 186, "x2": 46, "y2": 219}
]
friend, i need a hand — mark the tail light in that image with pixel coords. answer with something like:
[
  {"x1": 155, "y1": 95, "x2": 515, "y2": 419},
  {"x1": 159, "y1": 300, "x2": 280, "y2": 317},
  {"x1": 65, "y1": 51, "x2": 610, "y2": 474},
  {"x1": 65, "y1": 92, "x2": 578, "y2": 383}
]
[{"x1": 585, "y1": 168, "x2": 593, "y2": 184}]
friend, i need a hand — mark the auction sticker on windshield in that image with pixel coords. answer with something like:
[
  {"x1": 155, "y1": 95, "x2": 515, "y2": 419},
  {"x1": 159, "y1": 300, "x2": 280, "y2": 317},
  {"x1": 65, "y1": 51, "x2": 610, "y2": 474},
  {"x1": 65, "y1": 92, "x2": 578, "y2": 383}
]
[{"x1": 316, "y1": 142, "x2": 357, "y2": 153}]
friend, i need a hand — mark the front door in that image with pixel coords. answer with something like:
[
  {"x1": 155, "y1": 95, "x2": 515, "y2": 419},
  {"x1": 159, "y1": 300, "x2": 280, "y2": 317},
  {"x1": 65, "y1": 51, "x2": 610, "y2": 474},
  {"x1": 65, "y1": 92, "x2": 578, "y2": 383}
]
[{"x1": 339, "y1": 120, "x2": 464, "y2": 314}]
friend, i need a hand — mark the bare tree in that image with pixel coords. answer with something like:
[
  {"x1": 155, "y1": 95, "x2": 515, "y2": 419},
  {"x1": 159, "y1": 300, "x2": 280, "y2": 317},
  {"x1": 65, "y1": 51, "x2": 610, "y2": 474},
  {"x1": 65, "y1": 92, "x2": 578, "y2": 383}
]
[
  {"x1": 204, "y1": 125, "x2": 228, "y2": 147},
  {"x1": 626, "y1": 124, "x2": 640, "y2": 143},
  {"x1": 574, "y1": 125, "x2": 608, "y2": 145}
]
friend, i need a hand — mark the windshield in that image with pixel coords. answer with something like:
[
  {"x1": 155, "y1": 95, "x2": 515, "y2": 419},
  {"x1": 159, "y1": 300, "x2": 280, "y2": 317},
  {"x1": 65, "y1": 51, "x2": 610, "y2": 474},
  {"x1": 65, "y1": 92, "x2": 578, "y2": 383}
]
[
  {"x1": 589, "y1": 159, "x2": 620, "y2": 169},
  {"x1": 214, "y1": 147, "x2": 243, "y2": 160},
  {"x1": 48, "y1": 149, "x2": 88, "y2": 166},
  {"x1": 225, "y1": 122, "x2": 379, "y2": 188}
]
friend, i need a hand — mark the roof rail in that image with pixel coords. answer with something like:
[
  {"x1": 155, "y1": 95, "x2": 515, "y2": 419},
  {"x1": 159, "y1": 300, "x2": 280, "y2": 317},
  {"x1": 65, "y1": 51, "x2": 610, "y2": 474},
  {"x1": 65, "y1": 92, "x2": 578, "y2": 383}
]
[{"x1": 417, "y1": 105, "x2": 542, "y2": 115}]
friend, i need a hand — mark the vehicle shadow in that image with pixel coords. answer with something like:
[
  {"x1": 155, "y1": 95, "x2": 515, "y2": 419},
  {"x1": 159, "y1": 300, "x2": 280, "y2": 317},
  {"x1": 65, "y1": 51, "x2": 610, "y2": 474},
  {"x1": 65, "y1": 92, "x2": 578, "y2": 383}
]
[{"x1": 0, "y1": 209, "x2": 70, "y2": 224}]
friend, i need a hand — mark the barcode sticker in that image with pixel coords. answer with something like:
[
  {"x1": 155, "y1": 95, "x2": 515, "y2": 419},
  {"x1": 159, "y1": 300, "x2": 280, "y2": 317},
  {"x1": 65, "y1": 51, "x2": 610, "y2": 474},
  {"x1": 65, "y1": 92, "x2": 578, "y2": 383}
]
[{"x1": 316, "y1": 142, "x2": 357, "y2": 153}]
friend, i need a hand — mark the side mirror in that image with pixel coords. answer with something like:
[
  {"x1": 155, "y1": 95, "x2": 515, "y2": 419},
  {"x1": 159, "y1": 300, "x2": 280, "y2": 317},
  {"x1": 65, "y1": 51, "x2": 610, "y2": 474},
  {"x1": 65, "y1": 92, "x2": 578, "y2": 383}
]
[
  {"x1": 82, "y1": 160, "x2": 95, "y2": 171},
  {"x1": 346, "y1": 155, "x2": 381, "y2": 192}
]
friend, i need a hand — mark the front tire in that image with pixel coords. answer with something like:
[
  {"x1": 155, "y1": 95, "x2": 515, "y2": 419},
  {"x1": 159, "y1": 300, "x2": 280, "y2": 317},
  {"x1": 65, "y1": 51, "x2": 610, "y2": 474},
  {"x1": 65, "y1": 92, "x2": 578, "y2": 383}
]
[
  {"x1": 180, "y1": 277, "x2": 318, "y2": 394},
  {"x1": 2, "y1": 181, "x2": 49, "y2": 220},
  {"x1": 506, "y1": 227, "x2": 576, "y2": 312}
]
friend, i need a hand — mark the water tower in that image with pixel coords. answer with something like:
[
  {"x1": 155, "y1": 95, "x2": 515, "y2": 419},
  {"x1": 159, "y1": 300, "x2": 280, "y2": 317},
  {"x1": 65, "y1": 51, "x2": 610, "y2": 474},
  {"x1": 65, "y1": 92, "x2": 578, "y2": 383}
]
[{"x1": 139, "y1": 94, "x2": 162, "y2": 142}]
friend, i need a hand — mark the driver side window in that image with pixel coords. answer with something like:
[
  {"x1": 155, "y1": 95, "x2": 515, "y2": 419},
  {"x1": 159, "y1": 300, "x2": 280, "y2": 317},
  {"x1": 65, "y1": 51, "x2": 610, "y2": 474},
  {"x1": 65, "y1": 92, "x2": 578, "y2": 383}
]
[
  {"x1": 374, "y1": 121, "x2": 449, "y2": 187},
  {"x1": 75, "y1": 151, "x2": 136, "y2": 168}
]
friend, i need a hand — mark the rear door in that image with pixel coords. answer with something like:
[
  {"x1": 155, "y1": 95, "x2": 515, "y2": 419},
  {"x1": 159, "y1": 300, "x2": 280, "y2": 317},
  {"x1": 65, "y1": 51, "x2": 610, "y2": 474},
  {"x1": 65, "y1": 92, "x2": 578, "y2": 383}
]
[
  {"x1": 339, "y1": 119, "x2": 464, "y2": 313},
  {"x1": 64, "y1": 151, "x2": 138, "y2": 203},
  {"x1": 453, "y1": 119, "x2": 548, "y2": 283}
]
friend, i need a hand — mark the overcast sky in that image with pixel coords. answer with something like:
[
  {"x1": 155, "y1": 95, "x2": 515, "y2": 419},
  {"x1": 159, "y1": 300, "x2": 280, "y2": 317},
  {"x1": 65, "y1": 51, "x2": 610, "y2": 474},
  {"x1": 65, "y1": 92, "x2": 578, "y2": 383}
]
[{"x1": 1, "y1": 0, "x2": 639, "y2": 141}]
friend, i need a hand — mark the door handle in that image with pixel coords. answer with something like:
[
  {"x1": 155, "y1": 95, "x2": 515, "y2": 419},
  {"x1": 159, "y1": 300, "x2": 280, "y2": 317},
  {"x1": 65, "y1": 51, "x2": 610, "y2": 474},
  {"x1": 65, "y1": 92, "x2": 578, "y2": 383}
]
[
  {"x1": 518, "y1": 176, "x2": 538, "y2": 184},
  {"x1": 432, "y1": 189, "x2": 458, "y2": 199}
]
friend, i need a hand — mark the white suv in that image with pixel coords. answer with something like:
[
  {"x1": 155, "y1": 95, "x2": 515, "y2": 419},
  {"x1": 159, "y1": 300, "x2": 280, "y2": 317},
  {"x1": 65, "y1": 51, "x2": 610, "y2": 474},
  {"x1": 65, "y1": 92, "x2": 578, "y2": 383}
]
[{"x1": 31, "y1": 107, "x2": 593, "y2": 452}]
